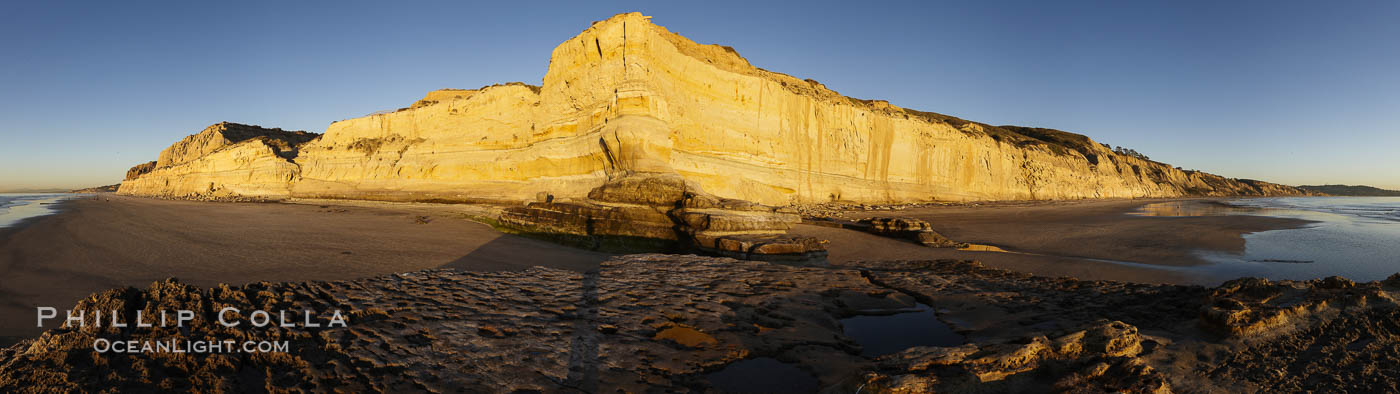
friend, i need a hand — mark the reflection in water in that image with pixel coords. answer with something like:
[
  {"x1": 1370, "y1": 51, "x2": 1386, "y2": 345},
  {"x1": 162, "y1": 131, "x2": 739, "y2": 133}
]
[
  {"x1": 706, "y1": 357, "x2": 819, "y2": 393},
  {"x1": 0, "y1": 194, "x2": 79, "y2": 228},
  {"x1": 958, "y1": 243, "x2": 1011, "y2": 253},
  {"x1": 1130, "y1": 200, "x2": 1265, "y2": 217},
  {"x1": 946, "y1": 198, "x2": 1399, "y2": 283},
  {"x1": 1134, "y1": 198, "x2": 1400, "y2": 282},
  {"x1": 955, "y1": 243, "x2": 1176, "y2": 271},
  {"x1": 841, "y1": 303, "x2": 963, "y2": 357},
  {"x1": 1252, "y1": 259, "x2": 1313, "y2": 264}
]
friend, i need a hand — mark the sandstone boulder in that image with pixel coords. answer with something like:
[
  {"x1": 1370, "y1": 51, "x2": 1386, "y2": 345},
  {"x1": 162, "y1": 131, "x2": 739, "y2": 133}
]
[{"x1": 858, "y1": 217, "x2": 968, "y2": 248}]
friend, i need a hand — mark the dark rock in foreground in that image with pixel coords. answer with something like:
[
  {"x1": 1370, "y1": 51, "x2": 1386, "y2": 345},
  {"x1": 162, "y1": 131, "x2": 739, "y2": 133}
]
[
  {"x1": 500, "y1": 174, "x2": 828, "y2": 264},
  {"x1": 0, "y1": 255, "x2": 880, "y2": 392},
  {"x1": 1, "y1": 255, "x2": 1398, "y2": 392}
]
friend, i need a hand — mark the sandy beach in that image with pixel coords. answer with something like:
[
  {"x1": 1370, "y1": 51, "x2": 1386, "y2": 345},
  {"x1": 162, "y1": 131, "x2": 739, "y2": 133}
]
[
  {"x1": 793, "y1": 198, "x2": 1313, "y2": 284},
  {"x1": 0, "y1": 196, "x2": 1385, "y2": 391},
  {"x1": 0, "y1": 195, "x2": 612, "y2": 343},
  {"x1": 0, "y1": 195, "x2": 1310, "y2": 344}
]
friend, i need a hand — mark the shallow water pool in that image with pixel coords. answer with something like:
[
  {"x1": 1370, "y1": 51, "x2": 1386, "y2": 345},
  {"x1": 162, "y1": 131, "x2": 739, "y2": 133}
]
[
  {"x1": 841, "y1": 303, "x2": 963, "y2": 357},
  {"x1": 705, "y1": 357, "x2": 819, "y2": 393}
]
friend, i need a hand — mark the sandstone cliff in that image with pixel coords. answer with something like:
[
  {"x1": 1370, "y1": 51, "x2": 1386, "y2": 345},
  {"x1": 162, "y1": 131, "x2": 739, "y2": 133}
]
[
  {"x1": 123, "y1": 161, "x2": 155, "y2": 181},
  {"x1": 118, "y1": 122, "x2": 318, "y2": 199},
  {"x1": 120, "y1": 13, "x2": 1307, "y2": 205}
]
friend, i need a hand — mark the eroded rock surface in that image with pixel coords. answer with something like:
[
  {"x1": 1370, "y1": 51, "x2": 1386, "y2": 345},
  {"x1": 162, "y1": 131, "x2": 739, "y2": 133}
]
[
  {"x1": 849, "y1": 260, "x2": 1400, "y2": 393},
  {"x1": 864, "y1": 320, "x2": 1170, "y2": 393},
  {"x1": 0, "y1": 255, "x2": 889, "y2": 392},
  {"x1": 123, "y1": 161, "x2": 156, "y2": 181},
  {"x1": 118, "y1": 122, "x2": 319, "y2": 199},
  {"x1": 3, "y1": 255, "x2": 1396, "y2": 393}
]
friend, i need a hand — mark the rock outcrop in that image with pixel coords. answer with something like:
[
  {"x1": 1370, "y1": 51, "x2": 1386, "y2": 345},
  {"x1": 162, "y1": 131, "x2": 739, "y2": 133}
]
[
  {"x1": 0, "y1": 255, "x2": 899, "y2": 392},
  {"x1": 6, "y1": 255, "x2": 1399, "y2": 392},
  {"x1": 118, "y1": 122, "x2": 318, "y2": 199},
  {"x1": 854, "y1": 260, "x2": 1400, "y2": 393},
  {"x1": 150, "y1": 122, "x2": 318, "y2": 169},
  {"x1": 808, "y1": 216, "x2": 968, "y2": 248},
  {"x1": 497, "y1": 174, "x2": 828, "y2": 263},
  {"x1": 1198, "y1": 275, "x2": 1391, "y2": 338},
  {"x1": 863, "y1": 320, "x2": 1171, "y2": 393},
  {"x1": 120, "y1": 13, "x2": 1308, "y2": 207},
  {"x1": 123, "y1": 161, "x2": 155, "y2": 181}
]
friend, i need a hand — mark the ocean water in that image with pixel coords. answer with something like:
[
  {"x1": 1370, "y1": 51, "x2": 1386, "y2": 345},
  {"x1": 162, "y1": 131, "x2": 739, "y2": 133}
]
[
  {"x1": 0, "y1": 193, "x2": 79, "y2": 229},
  {"x1": 1136, "y1": 197, "x2": 1400, "y2": 282}
]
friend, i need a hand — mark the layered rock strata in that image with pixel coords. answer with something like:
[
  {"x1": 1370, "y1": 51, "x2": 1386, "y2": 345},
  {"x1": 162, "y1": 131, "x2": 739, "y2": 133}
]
[
  {"x1": 122, "y1": 13, "x2": 1309, "y2": 208},
  {"x1": 807, "y1": 216, "x2": 967, "y2": 248},
  {"x1": 118, "y1": 122, "x2": 318, "y2": 199},
  {"x1": 859, "y1": 217, "x2": 967, "y2": 248},
  {"x1": 498, "y1": 174, "x2": 828, "y2": 263},
  {"x1": 123, "y1": 161, "x2": 155, "y2": 180}
]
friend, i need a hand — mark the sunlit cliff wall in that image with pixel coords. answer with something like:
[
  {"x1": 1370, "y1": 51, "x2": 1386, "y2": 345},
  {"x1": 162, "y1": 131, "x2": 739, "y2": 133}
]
[
  {"x1": 117, "y1": 122, "x2": 317, "y2": 199},
  {"x1": 121, "y1": 13, "x2": 1308, "y2": 204}
]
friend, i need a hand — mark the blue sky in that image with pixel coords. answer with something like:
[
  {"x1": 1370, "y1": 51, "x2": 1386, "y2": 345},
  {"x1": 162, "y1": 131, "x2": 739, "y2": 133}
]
[{"x1": 2, "y1": 1, "x2": 1397, "y2": 190}]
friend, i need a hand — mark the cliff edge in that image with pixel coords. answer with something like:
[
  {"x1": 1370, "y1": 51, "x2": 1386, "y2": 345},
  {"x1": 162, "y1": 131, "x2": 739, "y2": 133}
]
[
  {"x1": 119, "y1": 122, "x2": 318, "y2": 199},
  {"x1": 119, "y1": 13, "x2": 1308, "y2": 205}
]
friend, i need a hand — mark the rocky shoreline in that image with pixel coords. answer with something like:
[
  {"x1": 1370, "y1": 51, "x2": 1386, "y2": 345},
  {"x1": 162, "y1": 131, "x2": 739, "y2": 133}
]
[{"x1": 2, "y1": 254, "x2": 1395, "y2": 392}]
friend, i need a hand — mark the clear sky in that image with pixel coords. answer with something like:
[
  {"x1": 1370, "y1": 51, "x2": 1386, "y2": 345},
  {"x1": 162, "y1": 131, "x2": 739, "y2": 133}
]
[{"x1": 2, "y1": 1, "x2": 1397, "y2": 191}]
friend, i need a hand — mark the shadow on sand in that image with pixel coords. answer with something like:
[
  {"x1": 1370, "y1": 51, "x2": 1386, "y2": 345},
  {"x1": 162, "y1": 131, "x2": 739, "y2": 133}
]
[{"x1": 436, "y1": 233, "x2": 615, "y2": 272}]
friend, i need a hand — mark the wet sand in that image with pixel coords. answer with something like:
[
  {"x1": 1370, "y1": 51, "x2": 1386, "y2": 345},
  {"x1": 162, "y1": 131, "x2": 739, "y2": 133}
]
[
  {"x1": 0, "y1": 195, "x2": 611, "y2": 343},
  {"x1": 0, "y1": 195, "x2": 1309, "y2": 343},
  {"x1": 791, "y1": 198, "x2": 1313, "y2": 285}
]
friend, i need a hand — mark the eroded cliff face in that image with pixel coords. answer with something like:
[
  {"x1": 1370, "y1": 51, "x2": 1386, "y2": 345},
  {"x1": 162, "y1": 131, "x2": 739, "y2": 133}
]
[
  {"x1": 117, "y1": 122, "x2": 318, "y2": 199},
  {"x1": 121, "y1": 13, "x2": 1306, "y2": 205}
]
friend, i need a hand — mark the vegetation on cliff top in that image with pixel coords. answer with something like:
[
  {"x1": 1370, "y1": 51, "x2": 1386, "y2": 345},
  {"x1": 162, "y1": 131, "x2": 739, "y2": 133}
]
[
  {"x1": 1298, "y1": 185, "x2": 1400, "y2": 196},
  {"x1": 69, "y1": 184, "x2": 119, "y2": 193}
]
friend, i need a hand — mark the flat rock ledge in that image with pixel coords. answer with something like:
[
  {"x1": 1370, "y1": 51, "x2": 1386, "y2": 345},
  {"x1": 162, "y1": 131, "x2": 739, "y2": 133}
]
[
  {"x1": 500, "y1": 174, "x2": 829, "y2": 264},
  {"x1": 804, "y1": 217, "x2": 967, "y2": 248},
  {"x1": 2, "y1": 255, "x2": 1398, "y2": 393}
]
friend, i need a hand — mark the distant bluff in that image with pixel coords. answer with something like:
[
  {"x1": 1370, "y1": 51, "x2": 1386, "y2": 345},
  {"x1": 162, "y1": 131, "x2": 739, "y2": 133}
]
[
  {"x1": 119, "y1": 12, "x2": 1309, "y2": 204},
  {"x1": 119, "y1": 122, "x2": 317, "y2": 197}
]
